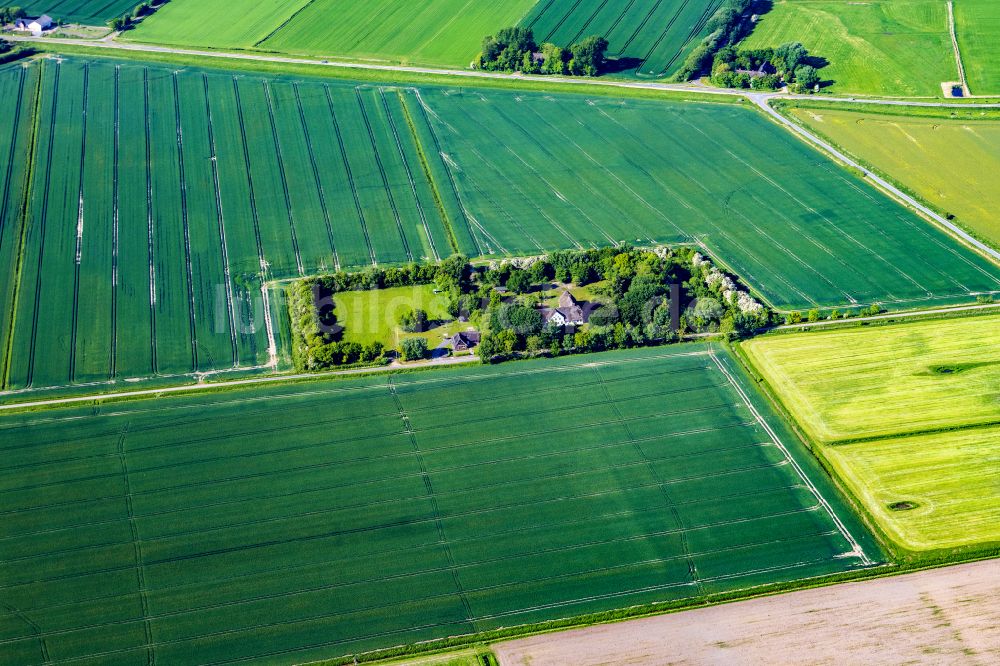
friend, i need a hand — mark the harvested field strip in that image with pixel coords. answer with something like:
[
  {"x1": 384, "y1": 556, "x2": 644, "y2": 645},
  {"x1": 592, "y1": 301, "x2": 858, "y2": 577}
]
[{"x1": 0, "y1": 345, "x2": 878, "y2": 664}]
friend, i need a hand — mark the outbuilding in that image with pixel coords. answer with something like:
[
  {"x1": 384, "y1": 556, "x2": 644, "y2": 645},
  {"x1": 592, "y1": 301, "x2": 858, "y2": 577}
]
[{"x1": 15, "y1": 15, "x2": 53, "y2": 35}]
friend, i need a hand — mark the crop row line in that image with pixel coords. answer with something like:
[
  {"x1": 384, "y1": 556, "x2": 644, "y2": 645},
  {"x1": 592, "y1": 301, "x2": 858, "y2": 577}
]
[
  {"x1": 68, "y1": 63, "x2": 89, "y2": 384},
  {"x1": 109, "y1": 66, "x2": 120, "y2": 379},
  {"x1": 0, "y1": 66, "x2": 30, "y2": 390},
  {"x1": 355, "y1": 88, "x2": 413, "y2": 262},
  {"x1": 619, "y1": 0, "x2": 673, "y2": 56},
  {"x1": 380, "y1": 89, "x2": 440, "y2": 261},
  {"x1": 173, "y1": 71, "x2": 200, "y2": 373},
  {"x1": 230, "y1": 76, "x2": 266, "y2": 275},
  {"x1": 24, "y1": 61, "x2": 62, "y2": 388},
  {"x1": 262, "y1": 80, "x2": 304, "y2": 276},
  {"x1": 292, "y1": 82, "x2": 340, "y2": 271},
  {"x1": 142, "y1": 68, "x2": 158, "y2": 374},
  {"x1": 202, "y1": 74, "x2": 239, "y2": 368},
  {"x1": 324, "y1": 84, "x2": 377, "y2": 266}
]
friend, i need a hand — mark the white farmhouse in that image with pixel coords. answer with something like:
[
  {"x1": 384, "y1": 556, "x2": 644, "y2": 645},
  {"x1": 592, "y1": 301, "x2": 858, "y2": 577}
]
[{"x1": 15, "y1": 15, "x2": 53, "y2": 35}]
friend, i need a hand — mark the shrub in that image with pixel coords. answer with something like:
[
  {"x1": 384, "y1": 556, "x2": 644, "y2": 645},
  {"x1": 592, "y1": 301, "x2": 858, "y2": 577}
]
[{"x1": 401, "y1": 337, "x2": 428, "y2": 361}]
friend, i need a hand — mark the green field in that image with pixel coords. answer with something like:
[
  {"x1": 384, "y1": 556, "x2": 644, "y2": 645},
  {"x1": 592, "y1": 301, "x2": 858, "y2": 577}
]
[
  {"x1": 741, "y1": 0, "x2": 957, "y2": 96},
  {"x1": 786, "y1": 106, "x2": 1000, "y2": 248},
  {"x1": 955, "y1": 0, "x2": 1000, "y2": 94},
  {"x1": 742, "y1": 315, "x2": 1000, "y2": 443},
  {"x1": 19, "y1": 0, "x2": 137, "y2": 23},
  {"x1": 130, "y1": 0, "x2": 538, "y2": 66},
  {"x1": 825, "y1": 426, "x2": 1000, "y2": 550},
  {"x1": 743, "y1": 316, "x2": 1000, "y2": 551},
  {"x1": 333, "y1": 285, "x2": 459, "y2": 349},
  {"x1": 2, "y1": 56, "x2": 998, "y2": 392},
  {"x1": 0, "y1": 344, "x2": 879, "y2": 664},
  {"x1": 522, "y1": 0, "x2": 724, "y2": 77}
]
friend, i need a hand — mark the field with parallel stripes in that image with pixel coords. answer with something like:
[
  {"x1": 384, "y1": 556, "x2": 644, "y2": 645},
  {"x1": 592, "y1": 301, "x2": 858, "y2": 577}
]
[
  {"x1": 2, "y1": 56, "x2": 998, "y2": 393},
  {"x1": 0, "y1": 344, "x2": 880, "y2": 664},
  {"x1": 523, "y1": 0, "x2": 724, "y2": 77},
  {"x1": 20, "y1": 0, "x2": 138, "y2": 23}
]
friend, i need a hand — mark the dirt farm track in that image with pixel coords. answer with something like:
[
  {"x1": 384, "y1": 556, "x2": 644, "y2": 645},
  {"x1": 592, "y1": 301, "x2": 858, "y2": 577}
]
[{"x1": 493, "y1": 560, "x2": 1000, "y2": 666}]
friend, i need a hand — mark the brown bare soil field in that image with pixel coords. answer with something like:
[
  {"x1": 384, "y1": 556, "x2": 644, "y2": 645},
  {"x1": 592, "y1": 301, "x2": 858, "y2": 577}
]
[{"x1": 494, "y1": 560, "x2": 1000, "y2": 665}]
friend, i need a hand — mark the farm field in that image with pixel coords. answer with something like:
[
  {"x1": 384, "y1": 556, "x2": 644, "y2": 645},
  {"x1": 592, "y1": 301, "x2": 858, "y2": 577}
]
[
  {"x1": 521, "y1": 0, "x2": 724, "y2": 78},
  {"x1": 741, "y1": 314, "x2": 1000, "y2": 443},
  {"x1": 493, "y1": 559, "x2": 1000, "y2": 665},
  {"x1": 954, "y1": 0, "x2": 1000, "y2": 94},
  {"x1": 0, "y1": 344, "x2": 880, "y2": 664},
  {"x1": 742, "y1": 315, "x2": 1000, "y2": 551},
  {"x1": 824, "y1": 427, "x2": 1000, "y2": 550},
  {"x1": 18, "y1": 0, "x2": 137, "y2": 24},
  {"x1": 740, "y1": 0, "x2": 957, "y2": 97},
  {"x1": 259, "y1": 0, "x2": 539, "y2": 67},
  {"x1": 3, "y1": 56, "x2": 1000, "y2": 393},
  {"x1": 129, "y1": 0, "x2": 538, "y2": 66},
  {"x1": 786, "y1": 106, "x2": 1000, "y2": 249}
]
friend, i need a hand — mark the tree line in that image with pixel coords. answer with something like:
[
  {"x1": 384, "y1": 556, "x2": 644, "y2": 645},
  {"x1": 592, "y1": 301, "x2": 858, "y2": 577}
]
[
  {"x1": 711, "y1": 42, "x2": 821, "y2": 92},
  {"x1": 477, "y1": 26, "x2": 609, "y2": 77},
  {"x1": 108, "y1": 0, "x2": 169, "y2": 31},
  {"x1": 672, "y1": 0, "x2": 754, "y2": 81}
]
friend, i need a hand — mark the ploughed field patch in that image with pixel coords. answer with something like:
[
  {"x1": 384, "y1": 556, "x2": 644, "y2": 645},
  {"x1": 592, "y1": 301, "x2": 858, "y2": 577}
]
[
  {"x1": 1, "y1": 56, "x2": 998, "y2": 393},
  {"x1": 0, "y1": 344, "x2": 879, "y2": 664}
]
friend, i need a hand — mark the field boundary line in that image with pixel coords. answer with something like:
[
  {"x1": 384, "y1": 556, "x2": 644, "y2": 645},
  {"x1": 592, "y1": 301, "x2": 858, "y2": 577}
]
[
  {"x1": 708, "y1": 349, "x2": 873, "y2": 566},
  {"x1": 0, "y1": 65, "x2": 35, "y2": 390}
]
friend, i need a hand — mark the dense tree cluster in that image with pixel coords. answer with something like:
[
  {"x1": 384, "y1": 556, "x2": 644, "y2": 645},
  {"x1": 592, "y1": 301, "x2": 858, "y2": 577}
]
[
  {"x1": 672, "y1": 0, "x2": 753, "y2": 81},
  {"x1": 477, "y1": 26, "x2": 609, "y2": 77},
  {"x1": 712, "y1": 42, "x2": 821, "y2": 92},
  {"x1": 0, "y1": 7, "x2": 26, "y2": 24},
  {"x1": 109, "y1": 0, "x2": 168, "y2": 31}
]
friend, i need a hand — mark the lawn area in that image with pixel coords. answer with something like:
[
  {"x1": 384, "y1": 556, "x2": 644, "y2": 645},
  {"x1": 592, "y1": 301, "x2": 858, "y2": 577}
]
[
  {"x1": 954, "y1": 0, "x2": 1000, "y2": 94},
  {"x1": 0, "y1": 344, "x2": 879, "y2": 664},
  {"x1": 742, "y1": 314, "x2": 1000, "y2": 443},
  {"x1": 740, "y1": 0, "x2": 957, "y2": 97},
  {"x1": 824, "y1": 426, "x2": 1000, "y2": 550},
  {"x1": 333, "y1": 284, "x2": 462, "y2": 350},
  {"x1": 786, "y1": 106, "x2": 1000, "y2": 249}
]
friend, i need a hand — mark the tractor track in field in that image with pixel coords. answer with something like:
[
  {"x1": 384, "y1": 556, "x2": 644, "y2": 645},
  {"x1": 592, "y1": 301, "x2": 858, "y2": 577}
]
[
  {"x1": 68, "y1": 64, "x2": 89, "y2": 384},
  {"x1": 262, "y1": 79, "x2": 305, "y2": 277},
  {"x1": 172, "y1": 71, "x2": 200, "y2": 374},
  {"x1": 142, "y1": 67, "x2": 158, "y2": 375},
  {"x1": 110, "y1": 65, "x2": 120, "y2": 378},
  {"x1": 292, "y1": 82, "x2": 340, "y2": 271}
]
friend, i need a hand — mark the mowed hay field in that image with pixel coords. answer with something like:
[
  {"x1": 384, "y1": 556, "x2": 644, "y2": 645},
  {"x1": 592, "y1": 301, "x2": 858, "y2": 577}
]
[
  {"x1": 742, "y1": 315, "x2": 1000, "y2": 443},
  {"x1": 522, "y1": 0, "x2": 724, "y2": 78},
  {"x1": 954, "y1": 0, "x2": 1000, "y2": 94},
  {"x1": 130, "y1": 0, "x2": 539, "y2": 66},
  {"x1": 825, "y1": 427, "x2": 1000, "y2": 550},
  {"x1": 0, "y1": 345, "x2": 879, "y2": 664},
  {"x1": 743, "y1": 316, "x2": 1000, "y2": 551},
  {"x1": 19, "y1": 0, "x2": 137, "y2": 23},
  {"x1": 786, "y1": 106, "x2": 1000, "y2": 249},
  {"x1": 741, "y1": 0, "x2": 957, "y2": 97},
  {"x1": 3, "y1": 56, "x2": 999, "y2": 392}
]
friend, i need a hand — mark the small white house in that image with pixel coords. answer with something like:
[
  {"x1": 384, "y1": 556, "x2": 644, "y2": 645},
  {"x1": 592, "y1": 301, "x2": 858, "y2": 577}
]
[{"x1": 15, "y1": 15, "x2": 53, "y2": 35}]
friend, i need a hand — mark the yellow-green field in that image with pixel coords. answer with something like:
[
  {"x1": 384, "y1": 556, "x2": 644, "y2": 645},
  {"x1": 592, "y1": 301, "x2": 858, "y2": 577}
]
[
  {"x1": 741, "y1": 0, "x2": 956, "y2": 97},
  {"x1": 787, "y1": 107, "x2": 1000, "y2": 248},
  {"x1": 333, "y1": 285, "x2": 460, "y2": 349},
  {"x1": 743, "y1": 314, "x2": 1000, "y2": 551},
  {"x1": 825, "y1": 427, "x2": 1000, "y2": 550},
  {"x1": 743, "y1": 315, "x2": 1000, "y2": 443}
]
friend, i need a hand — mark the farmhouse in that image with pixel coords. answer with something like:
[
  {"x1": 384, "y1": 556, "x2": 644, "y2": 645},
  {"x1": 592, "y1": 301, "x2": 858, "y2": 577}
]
[
  {"x1": 15, "y1": 15, "x2": 53, "y2": 34},
  {"x1": 540, "y1": 291, "x2": 587, "y2": 327},
  {"x1": 736, "y1": 61, "x2": 776, "y2": 78},
  {"x1": 450, "y1": 330, "x2": 480, "y2": 351}
]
